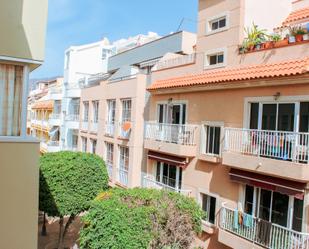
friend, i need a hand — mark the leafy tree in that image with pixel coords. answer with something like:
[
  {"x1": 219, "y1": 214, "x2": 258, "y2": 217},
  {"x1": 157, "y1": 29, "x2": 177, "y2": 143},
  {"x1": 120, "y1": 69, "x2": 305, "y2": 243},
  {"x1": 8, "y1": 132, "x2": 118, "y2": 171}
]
[
  {"x1": 80, "y1": 188, "x2": 204, "y2": 249},
  {"x1": 39, "y1": 151, "x2": 109, "y2": 249}
]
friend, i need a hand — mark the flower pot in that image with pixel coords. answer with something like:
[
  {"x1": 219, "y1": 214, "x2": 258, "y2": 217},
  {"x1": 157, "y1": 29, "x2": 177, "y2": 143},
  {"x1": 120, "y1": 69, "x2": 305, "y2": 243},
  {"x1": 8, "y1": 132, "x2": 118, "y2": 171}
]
[
  {"x1": 303, "y1": 34, "x2": 309, "y2": 41},
  {"x1": 255, "y1": 44, "x2": 262, "y2": 50},
  {"x1": 274, "y1": 38, "x2": 288, "y2": 48},
  {"x1": 264, "y1": 41, "x2": 274, "y2": 49},
  {"x1": 295, "y1": 34, "x2": 303, "y2": 42},
  {"x1": 289, "y1": 36, "x2": 296, "y2": 43}
]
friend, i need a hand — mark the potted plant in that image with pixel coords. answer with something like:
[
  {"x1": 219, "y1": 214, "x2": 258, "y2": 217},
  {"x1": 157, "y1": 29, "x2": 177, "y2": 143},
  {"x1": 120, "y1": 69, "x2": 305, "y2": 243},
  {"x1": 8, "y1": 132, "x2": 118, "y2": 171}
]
[
  {"x1": 271, "y1": 34, "x2": 288, "y2": 48},
  {"x1": 289, "y1": 26, "x2": 305, "y2": 43},
  {"x1": 295, "y1": 28, "x2": 306, "y2": 42},
  {"x1": 243, "y1": 23, "x2": 267, "y2": 52}
]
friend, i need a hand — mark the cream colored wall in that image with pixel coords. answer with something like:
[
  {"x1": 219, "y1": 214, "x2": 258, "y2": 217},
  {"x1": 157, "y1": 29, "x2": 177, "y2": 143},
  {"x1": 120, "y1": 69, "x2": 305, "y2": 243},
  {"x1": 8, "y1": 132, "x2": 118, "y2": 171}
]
[
  {"x1": 0, "y1": 0, "x2": 48, "y2": 65},
  {"x1": 0, "y1": 139, "x2": 39, "y2": 249}
]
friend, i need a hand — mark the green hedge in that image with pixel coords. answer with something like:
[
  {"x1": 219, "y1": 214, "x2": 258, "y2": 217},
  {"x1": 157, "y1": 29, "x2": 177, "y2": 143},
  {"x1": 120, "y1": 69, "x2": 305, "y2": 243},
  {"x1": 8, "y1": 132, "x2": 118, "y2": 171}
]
[
  {"x1": 80, "y1": 188, "x2": 204, "y2": 249},
  {"x1": 39, "y1": 151, "x2": 109, "y2": 217}
]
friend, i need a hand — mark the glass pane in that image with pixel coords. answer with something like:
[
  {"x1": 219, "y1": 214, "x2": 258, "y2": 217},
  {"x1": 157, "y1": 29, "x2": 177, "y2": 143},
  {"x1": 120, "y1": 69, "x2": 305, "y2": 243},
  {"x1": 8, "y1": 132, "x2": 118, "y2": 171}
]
[
  {"x1": 292, "y1": 198, "x2": 304, "y2": 232},
  {"x1": 168, "y1": 164, "x2": 177, "y2": 188},
  {"x1": 172, "y1": 105, "x2": 181, "y2": 124},
  {"x1": 278, "y1": 104, "x2": 294, "y2": 131},
  {"x1": 156, "y1": 162, "x2": 161, "y2": 182},
  {"x1": 259, "y1": 189, "x2": 271, "y2": 221},
  {"x1": 262, "y1": 104, "x2": 277, "y2": 130},
  {"x1": 178, "y1": 168, "x2": 182, "y2": 189},
  {"x1": 211, "y1": 21, "x2": 219, "y2": 30},
  {"x1": 271, "y1": 192, "x2": 289, "y2": 227},
  {"x1": 209, "y1": 55, "x2": 217, "y2": 65},
  {"x1": 250, "y1": 103, "x2": 259, "y2": 129},
  {"x1": 245, "y1": 185, "x2": 254, "y2": 215},
  {"x1": 158, "y1": 105, "x2": 164, "y2": 123},
  {"x1": 299, "y1": 102, "x2": 309, "y2": 132},
  {"x1": 219, "y1": 18, "x2": 226, "y2": 28},
  {"x1": 182, "y1": 104, "x2": 186, "y2": 125},
  {"x1": 202, "y1": 194, "x2": 207, "y2": 213},
  {"x1": 209, "y1": 196, "x2": 216, "y2": 224},
  {"x1": 217, "y1": 54, "x2": 224, "y2": 63}
]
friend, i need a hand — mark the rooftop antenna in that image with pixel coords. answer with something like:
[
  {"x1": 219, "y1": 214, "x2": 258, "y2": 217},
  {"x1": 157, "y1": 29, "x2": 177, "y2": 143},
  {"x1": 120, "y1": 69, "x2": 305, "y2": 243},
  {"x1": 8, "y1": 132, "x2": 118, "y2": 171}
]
[{"x1": 176, "y1": 18, "x2": 185, "y2": 31}]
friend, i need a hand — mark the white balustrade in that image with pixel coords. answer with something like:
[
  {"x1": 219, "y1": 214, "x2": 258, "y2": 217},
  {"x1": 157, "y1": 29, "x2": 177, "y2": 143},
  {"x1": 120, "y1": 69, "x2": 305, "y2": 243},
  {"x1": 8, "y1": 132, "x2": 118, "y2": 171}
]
[{"x1": 156, "y1": 53, "x2": 196, "y2": 70}]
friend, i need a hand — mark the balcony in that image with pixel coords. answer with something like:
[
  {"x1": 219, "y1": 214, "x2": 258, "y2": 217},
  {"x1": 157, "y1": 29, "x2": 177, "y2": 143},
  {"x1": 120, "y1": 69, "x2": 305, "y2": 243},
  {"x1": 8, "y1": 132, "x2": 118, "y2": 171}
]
[
  {"x1": 89, "y1": 121, "x2": 98, "y2": 133},
  {"x1": 49, "y1": 113, "x2": 61, "y2": 126},
  {"x1": 156, "y1": 53, "x2": 196, "y2": 70},
  {"x1": 105, "y1": 122, "x2": 115, "y2": 137},
  {"x1": 141, "y1": 174, "x2": 191, "y2": 196},
  {"x1": 81, "y1": 121, "x2": 89, "y2": 131},
  {"x1": 144, "y1": 122, "x2": 199, "y2": 157},
  {"x1": 223, "y1": 128, "x2": 309, "y2": 181},
  {"x1": 219, "y1": 206, "x2": 309, "y2": 249},
  {"x1": 118, "y1": 121, "x2": 131, "y2": 140}
]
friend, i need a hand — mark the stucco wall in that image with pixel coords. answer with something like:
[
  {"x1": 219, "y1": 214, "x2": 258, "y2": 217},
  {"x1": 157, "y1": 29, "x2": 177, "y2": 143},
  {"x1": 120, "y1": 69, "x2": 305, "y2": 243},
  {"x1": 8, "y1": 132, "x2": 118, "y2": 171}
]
[{"x1": 0, "y1": 139, "x2": 40, "y2": 249}]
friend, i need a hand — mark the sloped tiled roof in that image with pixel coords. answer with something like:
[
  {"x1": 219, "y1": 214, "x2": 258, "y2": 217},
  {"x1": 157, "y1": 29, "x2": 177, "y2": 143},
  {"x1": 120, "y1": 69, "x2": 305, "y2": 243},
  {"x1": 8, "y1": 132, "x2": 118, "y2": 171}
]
[
  {"x1": 148, "y1": 57, "x2": 309, "y2": 91},
  {"x1": 282, "y1": 7, "x2": 309, "y2": 26},
  {"x1": 32, "y1": 100, "x2": 54, "y2": 109}
]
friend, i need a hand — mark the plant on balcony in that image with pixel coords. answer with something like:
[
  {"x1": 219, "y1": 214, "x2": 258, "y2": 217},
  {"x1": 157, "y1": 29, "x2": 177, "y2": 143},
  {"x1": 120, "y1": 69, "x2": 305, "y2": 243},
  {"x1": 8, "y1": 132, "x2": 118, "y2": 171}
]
[
  {"x1": 79, "y1": 188, "x2": 204, "y2": 249},
  {"x1": 39, "y1": 151, "x2": 109, "y2": 249},
  {"x1": 289, "y1": 26, "x2": 306, "y2": 43},
  {"x1": 240, "y1": 23, "x2": 268, "y2": 53}
]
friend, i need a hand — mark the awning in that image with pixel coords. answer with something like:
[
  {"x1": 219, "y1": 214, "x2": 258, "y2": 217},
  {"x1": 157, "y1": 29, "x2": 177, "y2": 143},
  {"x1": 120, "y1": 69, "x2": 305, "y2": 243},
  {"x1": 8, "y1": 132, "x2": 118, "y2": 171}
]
[
  {"x1": 229, "y1": 168, "x2": 306, "y2": 199},
  {"x1": 147, "y1": 151, "x2": 188, "y2": 168}
]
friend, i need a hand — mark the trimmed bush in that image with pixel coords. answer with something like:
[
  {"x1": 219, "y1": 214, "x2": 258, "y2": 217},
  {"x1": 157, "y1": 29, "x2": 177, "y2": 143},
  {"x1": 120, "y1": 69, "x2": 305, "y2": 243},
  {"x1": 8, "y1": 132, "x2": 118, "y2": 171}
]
[
  {"x1": 39, "y1": 151, "x2": 109, "y2": 248},
  {"x1": 80, "y1": 188, "x2": 204, "y2": 249}
]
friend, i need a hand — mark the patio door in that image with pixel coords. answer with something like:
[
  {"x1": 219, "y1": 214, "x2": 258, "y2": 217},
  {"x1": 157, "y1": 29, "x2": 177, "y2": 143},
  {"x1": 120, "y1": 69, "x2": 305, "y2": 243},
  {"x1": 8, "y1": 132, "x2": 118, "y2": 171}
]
[
  {"x1": 156, "y1": 162, "x2": 182, "y2": 190},
  {"x1": 157, "y1": 103, "x2": 186, "y2": 124}
]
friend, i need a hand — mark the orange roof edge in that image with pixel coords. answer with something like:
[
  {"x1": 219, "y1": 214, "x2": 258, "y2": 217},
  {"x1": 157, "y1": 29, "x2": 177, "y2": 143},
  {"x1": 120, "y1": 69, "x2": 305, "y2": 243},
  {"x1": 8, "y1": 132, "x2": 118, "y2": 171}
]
[{"x1": 148, "y1": 57, "x2": 309, "y2": 91}]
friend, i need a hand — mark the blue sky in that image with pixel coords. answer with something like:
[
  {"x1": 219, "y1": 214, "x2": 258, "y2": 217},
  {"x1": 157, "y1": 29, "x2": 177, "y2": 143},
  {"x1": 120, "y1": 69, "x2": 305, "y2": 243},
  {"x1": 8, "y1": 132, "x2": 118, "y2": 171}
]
[{"x1": 30, "y1": 0, "x2": 198, "y2": 79}]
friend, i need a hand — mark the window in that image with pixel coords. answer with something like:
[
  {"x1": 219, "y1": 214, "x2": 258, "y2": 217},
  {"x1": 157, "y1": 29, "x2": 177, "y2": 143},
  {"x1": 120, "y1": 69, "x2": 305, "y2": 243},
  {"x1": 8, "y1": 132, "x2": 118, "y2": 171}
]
[
  {"x1": 70, "y1": 98, "x2": 80, "y2": 116},
  {"x1": 102, "y1": 48, "x2": 111, "y2": 60},
  {"x1": 157, "y1": 103, "x2": 186, "y2": 124},
  {"x1": 209, "y1": 53, "x2": 224, "y2": 66},
  {"x1": 107, "y1": 99, "x2": 116, "y2": 124},
  {"x1": 201, "y1": 194, "x2": 216, "y2": 224},
  {"x1": 121, "y1": 99, "x2": 132, "y2": 122},
  {"x1": 54, "y1": 100, "x2": 62, "y2": 114},
  {"x1": 105, "y1": 142, "x2": 114, "y2": 166},
  {"x1": 0, "y1": 64, "x2": 24, "y2": 136},
  {"x1": 210, "y1": 17, "x2": 226, "y2": 31},
  {"x1": 156, "y1": 162, "x2": 182, "y2": 189},
  {"x1": 244, "y1": 185, "x2": 304, "y2": 232},
  {"x1": 81, "y1": 137, "x2": 87, "y2": 152},
  {"x1": 119, "y1": 146, "x2": 129, "y2": 171},
  {"x1": 202, "y1": 123, "x2": 222, "y2": 156},
  {"x1": 90, "y1": 139, "x2": 97, "y2": 154},
  {"x1": 83, "y1": 101, "x2": 89, "y2": 121},
  {"x1": 72, "y1": 133, "x2": 78, "y2": 149},
  {"x1": 92, "y1": 101, "x2": 99, "y2": 123}
]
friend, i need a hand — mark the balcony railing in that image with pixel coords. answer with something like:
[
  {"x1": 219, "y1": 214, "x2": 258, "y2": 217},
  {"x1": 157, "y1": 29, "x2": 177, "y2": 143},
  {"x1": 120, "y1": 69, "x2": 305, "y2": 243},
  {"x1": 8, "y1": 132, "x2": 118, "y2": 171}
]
[
  {"x1": 156, "y1": 53, "x2": 196, "y2": 70},
  {"x1": 81, "y1": 121, "x2": 89, "y2": 131},
  {"x1": 65, "y1": 114, "x2": 79, "y2": 121},
  {"x1": 117, "y1": 168, "x2": 128, "y2": 186},
  {"x1": 50, "y1": 113, "x2": 61, "y2": 119},
  {"x1": 141, "y1": 174, "x2": 191, "y2": 196},
  {"x1": 105, "y1": 122, "x2": 115, "y2": 136},
  {"x1": 145, "y1": 122, "x2": 198, "y2": 146},
  {"x1": 224, "y1": 128, "x2": 309, "y2": 164},
  {"x1": 48, "y1": 141, "x2": 59, "y2": 147},
  {"x1": 90, "y1": 121, "x2": 98, "y2": 133},
  {"x1": 220, "y1": 206, "x2": 309, "y2": 249},
  {"x1": 118, "y1": 121, "x2": 131, "y2": 139}
]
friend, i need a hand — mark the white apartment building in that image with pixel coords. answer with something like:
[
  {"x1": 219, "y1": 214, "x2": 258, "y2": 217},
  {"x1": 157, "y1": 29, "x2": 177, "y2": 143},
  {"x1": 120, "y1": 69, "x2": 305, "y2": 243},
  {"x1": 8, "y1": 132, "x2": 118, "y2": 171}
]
[{"x1": 60, "y1": 32, "x2": 160, "y2": 151}]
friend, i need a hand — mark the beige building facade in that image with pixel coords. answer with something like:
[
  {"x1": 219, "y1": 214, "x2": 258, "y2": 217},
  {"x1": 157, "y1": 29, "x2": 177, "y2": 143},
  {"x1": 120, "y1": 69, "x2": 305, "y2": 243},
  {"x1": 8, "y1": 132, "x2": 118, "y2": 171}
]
[{"x1": 0, "y1": 0, "x2": 48, "y2": 249}]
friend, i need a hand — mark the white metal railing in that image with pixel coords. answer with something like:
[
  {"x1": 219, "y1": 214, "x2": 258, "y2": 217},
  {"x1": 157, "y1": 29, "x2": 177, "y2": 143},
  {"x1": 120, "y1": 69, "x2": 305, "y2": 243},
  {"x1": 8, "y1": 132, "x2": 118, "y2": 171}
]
[
  {"x1": 117, "y1": 168, "x2": 128, "y2": 186},
  {"x1": 106, "y1": 163, "x2": 113, "y2": 179},
  {"x1": 105, "y1": 122, "x2": 115, "y2": 136},
  {"x1": 90, "y1": 121, "x2": 98, "y2": 133},
  {"x1": 65, "y1": 114, "x2": 79, "y2": 121},
  {"x1": 224, "y1": 128, "x2": 309, "y2": 164},
  {"x1": 81, "y1": 121, "x2": 89, "y2": 131},
  {"x1": 48, "y1": 141, "x2": 59, "y2": 147},
  {"x1": 118, "y1": 121, "x2": 131, "y2": 139},
  {"x1": 145, "y1": 122, "x2": 198, "y2": 146},
  {"x1": 156, "y1": 53, "x2": 196, "y2": 70},
  {"x1": 141, "y1": 174, "x2": 191, "y2": 196},
  {"x1": 220, "y1": 206, "x2": 309, "y2": 249},
  {"x1": 50, "y1": 113, "x2": 61, "y2": 119}
]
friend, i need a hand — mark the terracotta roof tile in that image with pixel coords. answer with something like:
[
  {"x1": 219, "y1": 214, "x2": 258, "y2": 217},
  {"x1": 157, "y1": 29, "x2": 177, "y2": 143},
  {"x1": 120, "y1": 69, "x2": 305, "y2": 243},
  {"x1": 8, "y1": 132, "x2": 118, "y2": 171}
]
[
  {"x1": 148, "y1": 57, "x2": 309, "y2": 91},
  {"x1": 282, "y1": 7, "x2": 309, "y2": 26},
  {"x1": 32, "y1": 100, "x2": 54, "y2": 109}
]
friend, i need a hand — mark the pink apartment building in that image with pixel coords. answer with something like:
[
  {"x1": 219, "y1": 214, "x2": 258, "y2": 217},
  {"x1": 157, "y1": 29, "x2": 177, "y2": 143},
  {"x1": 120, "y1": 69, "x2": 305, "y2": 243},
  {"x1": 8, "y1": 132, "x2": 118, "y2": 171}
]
[
  {"x1": 78, "y1": 31, "x2": 196, "y2": 188},
  {"x1": 143, "y1": 0, "x2": 309, "y2": 249}
]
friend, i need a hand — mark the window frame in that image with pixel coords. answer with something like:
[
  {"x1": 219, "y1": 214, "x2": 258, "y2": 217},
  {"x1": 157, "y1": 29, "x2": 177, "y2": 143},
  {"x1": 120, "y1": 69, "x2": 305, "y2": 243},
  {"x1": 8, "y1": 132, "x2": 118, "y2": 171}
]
[
  {"x1": 204, "y1": 48, "x2": 227, "y2": 70},
  {"x1": 121, "y1": 99, "x2": 132, "y2": 122},
  {"x1": 83, "y1": 101, "x2": 89, "y2": 121},
  {"x1": 198, "y1": 188, "x2": 220, "y2": 227},
  {"x1": 81, "y1": 136, "x2": 87, "y2": 152},
  {"x1": 205, "y1": 12, "x2": 230, "y2": 35},
  {"x1": 200, "y1": 121, "x2": 224, "y2": 157},
  {"x1": 92, "y1": 100, "x2": 99, "y2": 123},
  {"x1": 105, "y1": 142, "x2": 114, "y2": 166}
]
